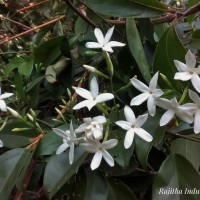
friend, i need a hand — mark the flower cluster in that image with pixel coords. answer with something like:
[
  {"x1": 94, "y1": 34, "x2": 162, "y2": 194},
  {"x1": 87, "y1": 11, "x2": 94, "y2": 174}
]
[{"x1": 52, "y1": 27, "x2": 200, "y2": 171}]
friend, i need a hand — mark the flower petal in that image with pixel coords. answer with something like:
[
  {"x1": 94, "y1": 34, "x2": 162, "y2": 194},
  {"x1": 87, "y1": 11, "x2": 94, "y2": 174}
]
[
  {"x1": 160, "y1": 109, "x2": 175, "y2": 126},
  {"x1": 69, "y1": 143, "x2": 74, "y2": 164},
  {"x1": 194, "y1": 110, "x2": 200, "y2": 133},
  {"x1": 102, "y1": 45, "x2": 113, "y2": 53},
  {"x1": 92, "y1": 116, "x2": 106, "y2": 124},
  {"x1": 130, "y1": 93, "x2": 150, "y2": 106},
  {"x1": 134, "y1": 128, "x2": 153, "y2": 142},
  {"x1": 186, "y1": 50, "x2": 196, "y2": 68},
  {"x1": 155, "y1": 98, "x2": 172, "y2": 110},
  {"x1": 93, "y1": 129, "x2": 103, "y2": 140},
  {"x1": 94, "y1": 28, "x2": 104, "y2": 46},
  {"x1": 147, "y1": 96, "x2": 156, "y2": 116},
  {"x1": 0, "y1": 93, "x2": 13, "y2": 99},
  {"x1": 85, "y1": 42, "x2": 102, "y2": 49},
  {"x1": 56, "y1": 143, "x2": 70, "y2": 154},
  {"x1": 135, "y1": 114, "x2": 148, "y2": 128},
  {"x1": 96, "y1": 93, "x2": 114, "y2": 103},
  {"x1": 75, "y1": 123, "x2": 88, "y2": 133},
  {"x1": 174, "y1": 72, "x2": 192, "y2": 81},
  {"x1": 189, "y1": 90, "x2": 200, "y2": 105},
  {"x1": 104, "y1": 26, "x2": 114, "y2": 44},
  {"x1": 102, "y1": 139, "x2": 118, "y2": 150},
  {"x1": 115, "y1": 120, "x2": 131, "y2": 131},
  {"x1": 90, "y1": 76, "x2": 99, "y2": 97},
  {"x1": 0, "y1": 140, "x2": 3, "y2": 147},
  {"x1": 176, "y1": 108, "x2": 193, "y2": 124},
  {"x1": 72, "y1": 87, "x2": 92, "y2": 100},
  {"x1": 124, "y1": 105, "x2": 135, "y2": 124},
  {"x1": 174, "y1": 60, "x2": 188, "y2": 72},
  {"x1": 106, "y1": 41, "x2": 126, "y2": 47},
  {"x1": 149, "y1": 72, "x2": 159, "y2": 89},
  {"x1": 53, "y1": 128, "x2": 69, "y2": 139},
  {"x1": 0, "y1": 100, "x2": 7, "y2": 112},
  {"x1": 152, "y1": 89, "x2": 164, "y2": 97},
  {"x1": 91, "y1": 151, "x2": 103, "y2": 170},
  {"x1": 130, "y1": 78, "x2": 149, "y2": 92},
  {"x1": 80, "y1": 141, "x2": 99, "y2": 153},
  {"x1": 102, "y1": 149, "x2": 114, "y2": 167},
  {"x1": 124, "y1": 129, "x2": 134, "y2": 149},
  {"x1": 191, "y1": 74, "x2": 200, "y2": 93},
  {"x1": 73, "y1": 100, "x2": 96, "y2": 110}
]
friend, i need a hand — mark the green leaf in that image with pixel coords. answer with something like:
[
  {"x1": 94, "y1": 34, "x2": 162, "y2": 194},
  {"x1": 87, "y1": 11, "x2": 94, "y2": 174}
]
[
  {"x1": 135, "y1": 110, "x2": 166, "y2": 168},
  {"x1": 18, "y1": 58, "x2": 34, "y2": 77},
  {"x1": 152, "y1": 154, "x2": 200, "y2": 200},
  {"x1": 0, "y1": 148, "x2": 33, "y2": 199},
  {"x1": 187, "y1": 0, "x2": 199, "y2": 26},
  {"x1": 4, "y1": 57, "x2": 24, "y2": 76},
  {"x1": 26, "y1": 75, "x2": 44, "y2": 92},
  {"x1": 171, "y1": 138, "x2": 200, "y2": 170},
  {"x1": 153, "y1": 24, "x2": 186, "y2": 91},
  {"x1": 34, "y1": 36, "x2": 64, "y2": 68},
  {"x1": 107, "y1": 179, "x2": 138, "y2": 200},
  {"x1": 126, "y1": 18, "x2": 151, "y2": 83},
  {"x1": 191, "y1": 29, "x2": 200, "y2": 49},
  {"x1": 84, "y1": 0, "x2": 166, "y2": 18},
  {"x1": 83, "y1": 170, "x2": 108, "y2": 200},
  {"x1": 43, "y1": 146, "x2": 88, "y2": 199}
]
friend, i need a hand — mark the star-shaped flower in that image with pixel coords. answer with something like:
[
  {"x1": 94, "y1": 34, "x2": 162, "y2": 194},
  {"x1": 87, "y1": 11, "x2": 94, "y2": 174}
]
[
  {"x1": 130, "y1": 72, "x2": 163, "y2": 116},
  {"x1": 85, "y1": 26, "x2": 125, "y2": 53},
  {"x1": 0, "y1": 140, "x2": 3, "y2": 147},
  {"x1": 156, "y1": 97, "x2": 193, "y2": 126},
  {"x1": 174, "y1": 50, "x2": 200, "y2": 92},
  {"x1": 73, "y1": 76, "x2": 114, "y2": 110},
  {"x1": 115, "y1": 106, "x2": 152, "y2": 149},
  {"x1": 53, "y1": 121, "x2": 77, "y2": 164},
  {"x1": 75, "y1": 116, "x2": 106, "y2": 140},
  {"x1": 180, "y1": 90, "x2": 200, "y2": 133},
  {"x1": 0, "y1": 87, "x2": 13, "y2": 112},
  {"x1": 80, "y1": 139, "x2": 118, "y2": 170}
]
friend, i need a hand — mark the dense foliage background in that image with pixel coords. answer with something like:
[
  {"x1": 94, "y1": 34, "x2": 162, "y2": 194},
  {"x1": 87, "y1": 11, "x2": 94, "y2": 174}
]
[{"x1": 0, "y1": 0, "x2": 200, "y2": 199}]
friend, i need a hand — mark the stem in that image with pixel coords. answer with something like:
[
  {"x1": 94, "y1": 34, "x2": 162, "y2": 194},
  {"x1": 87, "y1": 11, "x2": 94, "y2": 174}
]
[
  {"x1": 167, "y1": 131, "x2": 200, "y2": 142},
  {"x1": 96, "y1": 104, "x2": 108, "y2": 116},
  {"x1": 103, "y1": 122, "x2": 110, "y2": 142},
  {"x1": 36, "y1": 118, "x2": 53, "y2": 128},
  {"x1": 178, "y1": 84, "x2": 189, "y2": 104}
]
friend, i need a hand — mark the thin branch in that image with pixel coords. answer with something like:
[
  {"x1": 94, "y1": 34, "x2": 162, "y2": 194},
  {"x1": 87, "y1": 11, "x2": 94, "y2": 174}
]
[
  {"x1": 63, "y1": 0, "x2": 97, "y2": 28},
  {"x1": 0, "y1": 15, "x2": 65, "y2": 45}
]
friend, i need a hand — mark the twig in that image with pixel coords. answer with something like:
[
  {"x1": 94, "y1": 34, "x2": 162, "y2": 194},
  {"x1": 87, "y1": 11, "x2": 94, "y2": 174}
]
[
  {"x1": 63, "y1": 0, "x2": 97, "y2": 28},
  {"x1": 167, "y1": 131, "x2": 200, "y2": 142},
  {"x1": 16, "y1": 0, "x2": 50, "y2": 13},
  {"x1": 0, "y1": 15, "x2": 65, "y2": 45},
  {"x1": 0, "y1": 15, "x2": 32, "y2": 31}
]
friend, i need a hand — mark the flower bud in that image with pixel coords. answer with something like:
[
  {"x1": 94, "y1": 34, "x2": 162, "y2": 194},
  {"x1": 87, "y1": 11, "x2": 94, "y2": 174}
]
[{"x1": 7, "y1": 107, "x2": 19, "y2": 117}]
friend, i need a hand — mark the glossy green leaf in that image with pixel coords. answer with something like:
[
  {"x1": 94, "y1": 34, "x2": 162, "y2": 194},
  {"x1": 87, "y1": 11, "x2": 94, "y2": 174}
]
[
  {"x1": 107, "y1": 179, "x2": 138, "y2": 200},
  {"x1": 43, "y1": 146, "x2": 88, "y2": 199},
  {"x1": 34, "y1": 36, "x2": 64, "y2": 68},
  {"x1": 4, "y1": 57, "x2": 24, "y2": 75},
  {"x1": 126, "y1": 18, "x2": 151, "y2": 83},
  {"x1": 171, "y1": 138, "x2": 200, "y2": 170},
  {"x1": 152, "y1": 154, "x2": 200, "y2": 200},
  {"x1": 135, "y1": 110, "x2": 166, "y2": 168},
  {"x1": 83, "y1": 170, "x2": 108, "y2": 200},
  {"x1": 84, "y1": 0, "x2": 166, "y2": 18},
  {"x1": 0, "y1": 148, "x2": 33, "y2": 199},
  {"x1": 18, "y1": 58, "x2": 34, "y2": 77},
  {"x1": 153, "y1": 24, "x2": 186, "y2": 91}
]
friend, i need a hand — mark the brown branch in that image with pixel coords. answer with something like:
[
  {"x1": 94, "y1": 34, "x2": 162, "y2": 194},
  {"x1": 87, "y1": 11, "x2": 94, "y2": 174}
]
[
  {"x1": 0, "y1": 15, "x2": 65, "y2": 45},
  {"x1": 151, "y1": 2, "x2": 200, "y2": 24},
  {"x1": 16, "y1": 0, "x2": 50, "y2": 13},
  {"x1": 0, "y1": 15, "x2": 33, "y2": 31},
  {"x1": 56, "y1": 71, "x2": 88, "y2": 119},
  {"x1": 63, "y1": 0, "x2": 97, "y2": 28}
]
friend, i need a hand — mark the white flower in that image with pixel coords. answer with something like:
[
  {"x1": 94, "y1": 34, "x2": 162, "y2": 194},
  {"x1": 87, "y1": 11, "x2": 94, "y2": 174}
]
[
  {"x1": 130, "y1": 72, "x2": 163, "y2": 116},
  {"x1": 0, "y1": 140, "x2": 3, "y2": 147},
  {"x1": 174, "y1": 50, "x2": 200, "y2": 92},
  {"x1": 180, "y1": 90, "x2": 200, "y2": 133},
  {"x1": 85, "y1": 26, "x2": 125, "y2": 53},
  {"x1": 73, "y1": 76, "x2": 114, "y2": 110},
  {"x1": 75, "y1": 116, "x2": 106, "y2": 140},
  {"x1": 0, "y1": 87, "x2": 13, "y2": 112},
  {"x1": 53, "y1": 121, "x2": 77, "y2": 164},
  {"x1": 80, "y1": 139, "x2": 118, "y2": 170},
  {"x1": 115, "y1": 106, "x2": 152, "y2": 149},
  {"x1": 156, "y1": 97, "x2": 193, "y2": 126}
]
